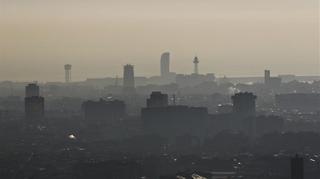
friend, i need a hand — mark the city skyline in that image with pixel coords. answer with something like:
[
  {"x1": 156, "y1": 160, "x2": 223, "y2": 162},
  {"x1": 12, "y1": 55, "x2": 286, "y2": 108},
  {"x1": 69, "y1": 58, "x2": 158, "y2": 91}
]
[
  {"x1": 0, "y1": 52, "x2": 319, "y2": 83},
  {"x1": 0, "y1": 1, "x2": 319, "y2": 178},
  {"x1": 1, "y1": 0, "x2": 319, "y2": 81}
]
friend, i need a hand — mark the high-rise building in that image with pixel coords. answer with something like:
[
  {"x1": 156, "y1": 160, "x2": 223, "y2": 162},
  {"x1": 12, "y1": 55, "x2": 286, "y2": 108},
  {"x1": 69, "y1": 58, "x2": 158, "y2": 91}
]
[
  {"x1": 25, "y1": 83, "x2": 40, "y2": 97},
  {"x1": 291, "y1": 155, "x2": 304, "y2": 179},
  {"x1": 160, "y1": 52, "x2": 170, "y2": 77},
  {"x1": 123, "y1": 64, "x2": 135, "y2": 94},
  {"x1": 232, "y1": 92, "x2": 257, "y2": 117},
  {"x1": 25, "y1": 83, "x2": 44, "y2": 120},
  {"x1": 64, "y1": 64, "x2": 72, "y2": 83},
  {"x1": 147, "y1": 91, "x2": 169, "y2": 108},
  {"x1": 264, "y1": 70, "x2": 271, "y2": 84},
  {"x1": 193, "y1": 56, "x2": 199, "y2": 74}
]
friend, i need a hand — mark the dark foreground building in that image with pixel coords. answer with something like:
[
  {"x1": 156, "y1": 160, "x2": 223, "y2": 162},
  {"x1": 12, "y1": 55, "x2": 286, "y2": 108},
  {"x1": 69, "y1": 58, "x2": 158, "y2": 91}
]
[
  {"x1": 25, "y1": 83, "x2": 40, "y2": 97},
  {"x1": 81, "y1": 99, "x2": 126, "y2": 139},
  {"x1": 82, "y1": 99, "x2": 126, "y2": 124},
  {"x1": 74, "y1": 160, "x2": 142, "y2": 179},
  {"x1": 291, "y1": 155, "x2": 304, "y2": 179},
  {"x1": 208, "y1": 92, "x2": 283, "y2": 138},
  {"x1": 146, "y1": 91, "x2": 168, "y2": 108},
  {"x1": 232, "y1": 92, "x2": 257, "y2": 117},
  {"x1": 25, "y1": 96, "x2": 45, "y2": 120},
  {"x1": 142, "y1": 92, "x2": 208, "y2": 140},
  {"x1": 24, "y1": 83, "x2": 44, "y2": 121}
]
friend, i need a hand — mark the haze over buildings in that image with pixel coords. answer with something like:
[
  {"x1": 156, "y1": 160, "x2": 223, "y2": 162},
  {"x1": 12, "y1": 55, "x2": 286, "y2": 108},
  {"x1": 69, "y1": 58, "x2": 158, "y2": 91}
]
[
  {"x1": 1, "y1": 0, "x2": 319, "y2": 81},
  {"x1": 0, "y1": 1, "x2": 320, "y2": 178}
]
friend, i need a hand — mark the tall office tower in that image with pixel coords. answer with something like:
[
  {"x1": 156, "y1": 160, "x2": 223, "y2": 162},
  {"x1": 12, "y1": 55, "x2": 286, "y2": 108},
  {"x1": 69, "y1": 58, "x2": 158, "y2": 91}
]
[
  {"x1": 25, "y1": 84, "x2": 44, "y2": 120},
  {"x1": 160, "y1": 52, "x2": 170, "y2": 77},
  {"x1": 64, "y1": 64, "x2": 72, "y2": 83},
  {"x1": 291, "y1": 155, "x2": 304, "y2": 179},
  {"x1": 193, "y1": 56, "x2": 199, "y2": 74},
  {"x1": 264, "y1": 70, "x2": 271, "y2": 85},
  {"x1": 123, "y1": 64, "x2": 135, "y2": 93},
  {"x1": 232, "y1": 92, "x2": 257, "y2": 117},
  {"x1": 147, "y1": 91, "x2": 169, "y2": 108},
  {"x1": 25, "y1": 83, "x2": 40, "y2": 97}
]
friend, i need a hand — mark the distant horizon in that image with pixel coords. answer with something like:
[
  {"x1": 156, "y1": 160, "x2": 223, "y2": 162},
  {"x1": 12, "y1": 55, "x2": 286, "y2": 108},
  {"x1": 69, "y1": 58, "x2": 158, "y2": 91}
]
[
  {"x1": 1, "y1": 0, "x2": 319, "y2": 82},
  {"x1": 0, "y1": 1, "x2": 320, "y2": 178},
  {"x1": 1, "y1": 72, "x2": 319, "y2": 83}
]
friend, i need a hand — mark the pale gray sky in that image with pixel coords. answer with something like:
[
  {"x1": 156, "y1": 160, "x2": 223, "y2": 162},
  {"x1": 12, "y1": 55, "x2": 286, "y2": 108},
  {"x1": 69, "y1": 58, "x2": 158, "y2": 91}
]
[{"x1": 0, "y1": 0, "x2": 319, "y2": 81}]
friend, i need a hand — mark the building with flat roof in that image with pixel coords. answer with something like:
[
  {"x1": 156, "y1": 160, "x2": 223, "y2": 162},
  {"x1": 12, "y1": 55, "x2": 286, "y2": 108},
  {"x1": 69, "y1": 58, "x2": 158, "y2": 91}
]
[
  {"x1": 142, "y1": 92, "x2": 208, "y2": 139},
  {"x1": 291, "y1": 155, "x2": 304, "y2": 179},
  {"x1": 232, "y1": 92, "x2": 257, "y2": 117},
  {"x1": 147, "y1": 91, "x2": 169, "y2": 108},
  {"x1": 25, "y1": 83, "x2": 44, "y2": 121},
  {"x1": 123, "y1": 64, "x2": 135, "y2": 94},
  {"x1": 25, "y1": 83, "x2": 40, "y2": 97},
  {"x1": 161, "y1": 52, "x2": 170, "y2": 77}
]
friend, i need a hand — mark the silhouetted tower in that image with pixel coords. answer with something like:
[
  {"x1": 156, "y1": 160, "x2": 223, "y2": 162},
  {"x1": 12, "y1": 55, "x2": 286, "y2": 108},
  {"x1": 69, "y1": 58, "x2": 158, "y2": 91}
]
[
  {"x1": 161, "y1": 52, "x2": 170, "y2": 77},
  {"x1": 232, "y1": 92, "x2": 257, "y2": 117},
  {"x1": 264, "y1": 69, "x2": 282, "y2": 88},
  {"x1": 193, "y1": 56, "x2": 199, "y2": 74},
  {"x1": 147, "y1": 91, "x2": 169, "y2": 108},
  {"x1": 264, "y1": 70, "x2": 271, "y2": 85},
  {"x1": 291, "y1": 155, "x2": 304, "y2": 179},
  {"x1": 25, "y1": 83, "x2": 40, "y2": 97},
  {"x1": 24, "y1": 83, "x2": 44, "y2": 120},
  {"x1": 123, "y1": 64, "x2": 135, "y2": 93},
  {"x1": 64, "y1": 64, "x2": 72, "y2": 83}
]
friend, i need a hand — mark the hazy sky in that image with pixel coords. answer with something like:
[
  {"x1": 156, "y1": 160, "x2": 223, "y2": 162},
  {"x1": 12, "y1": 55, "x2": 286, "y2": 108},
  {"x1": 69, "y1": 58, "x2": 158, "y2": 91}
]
[{"x1": 1, "y1": 0, "x2": 319, "y2": 81}]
